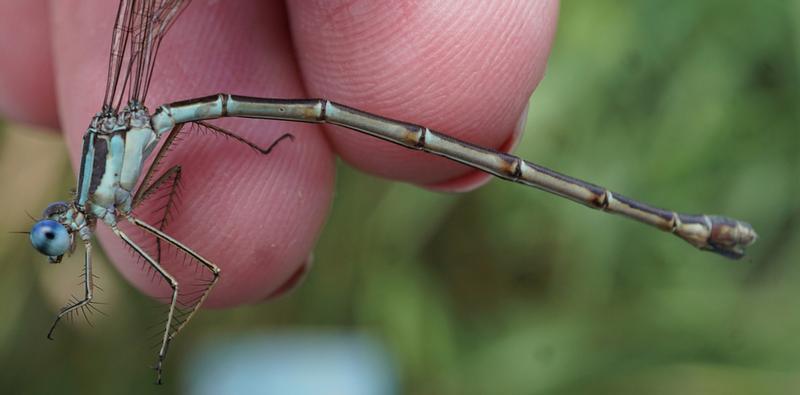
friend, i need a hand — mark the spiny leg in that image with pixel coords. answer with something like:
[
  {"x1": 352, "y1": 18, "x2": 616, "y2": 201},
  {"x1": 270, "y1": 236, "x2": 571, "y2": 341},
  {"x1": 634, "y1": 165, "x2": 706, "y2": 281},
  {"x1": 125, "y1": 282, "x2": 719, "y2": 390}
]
[
  {"x1": 134, "y1": 165, "x2": 182, "y2": 220},
  {"x1": 132, "y1": 164, "x2": 215, "y2": 329},
  {"x1": 47, "y1": 240, "x2": 94, "y2": 340},
  {"x1": 133, "y1": 119, "x2": 292, "y2": 212},
  {"x1": 120, "y1": 120, "x2": 290, "y2": 381},
  {"x1": 129, "y1": 217, "x2": 219, "y2": 341},
  {"x1": 192, "y1": 120, "x2": 294, "y2": 155},
  {"x1": 125, "y1": 120, "x2": 294, "y2": 324},
  {"x1": 132, "y1": 119, "x2": 293, "y2": 240},
  {"x1": 133, "y1": 123, "x2": 185, "y2": 208},
  {"x1": 134, "y1": 165, "x2": 182, "y2": 265},
  {"x1": 134, "y1": 121, "x2": 293, "y2": 211},
  {"x1": 131, "y1": 120, "x2": 293, "y2": 235},
  {"x1": 127, "y1": 121, "x2": 291, "y2": 330},
  {"x1": 131, "y1": 122, "x2": 185, "y2": 278},
  {"x1": 114, "y1": 226, "x2": 178, "y2": 385}
]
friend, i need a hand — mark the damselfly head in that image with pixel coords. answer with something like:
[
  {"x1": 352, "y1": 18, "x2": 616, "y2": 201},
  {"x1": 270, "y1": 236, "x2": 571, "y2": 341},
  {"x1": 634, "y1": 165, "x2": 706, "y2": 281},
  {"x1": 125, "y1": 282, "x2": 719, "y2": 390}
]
[
  {"x1": 30, "y1": 220, "x2": 72, "y2": 263},
  {"x1": 42, "y1": 201, "x2": 70, "y2": 218},
  {"x1": 30, "y1": 201, "x2": 75, "y2": 264}
]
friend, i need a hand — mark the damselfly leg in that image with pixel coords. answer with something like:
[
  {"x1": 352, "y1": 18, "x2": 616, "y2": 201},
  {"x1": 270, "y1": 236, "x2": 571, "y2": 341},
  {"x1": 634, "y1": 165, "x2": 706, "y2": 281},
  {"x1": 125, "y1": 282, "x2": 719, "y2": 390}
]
[
  {"x1": 113, "y1": 225, "x2": 178, "y2": 385},
  {"x1": 132, "y1": 123, "x2": 186, "y2": 209},
  {"x1": 135, "y1": 165, "x2": 182, "y2": 265},
  {"x1": 117, "y1": 120, "x2": 294, "y2": 382},
  {"x1": 47, "y1": 240, "x2": 95, "y2": 340}
]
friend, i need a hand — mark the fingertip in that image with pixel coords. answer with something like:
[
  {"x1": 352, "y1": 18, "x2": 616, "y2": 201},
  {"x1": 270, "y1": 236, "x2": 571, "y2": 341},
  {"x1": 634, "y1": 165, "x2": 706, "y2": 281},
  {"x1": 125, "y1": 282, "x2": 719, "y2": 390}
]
[
  {"x1": 53, "y1": 1, "x2": 336, "y2": 307},
  {"x1": 289, "y1": 0, "x2": 558, "y2": 187}
]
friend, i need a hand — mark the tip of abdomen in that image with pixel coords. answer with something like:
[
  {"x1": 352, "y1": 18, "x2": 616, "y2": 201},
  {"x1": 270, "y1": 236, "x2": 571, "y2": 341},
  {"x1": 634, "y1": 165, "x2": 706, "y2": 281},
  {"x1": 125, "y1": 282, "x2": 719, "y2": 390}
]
[{"x1": 675, "y1": 214, "x2": 757, "y2": 260}]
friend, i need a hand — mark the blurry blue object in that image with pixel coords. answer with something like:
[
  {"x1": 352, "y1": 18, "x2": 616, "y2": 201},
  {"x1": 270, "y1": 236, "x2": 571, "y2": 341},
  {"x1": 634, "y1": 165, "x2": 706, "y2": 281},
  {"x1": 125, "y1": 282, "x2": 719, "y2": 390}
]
[{"x1": 184, "y1": 332, "x2": 397, "y2": 395}]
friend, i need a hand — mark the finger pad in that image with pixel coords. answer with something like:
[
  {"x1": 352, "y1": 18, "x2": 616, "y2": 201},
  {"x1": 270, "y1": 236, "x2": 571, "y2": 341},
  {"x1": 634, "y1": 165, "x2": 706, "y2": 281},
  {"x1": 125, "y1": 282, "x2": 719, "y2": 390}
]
[
  {"x1": 52, "y1": 0, "x2": 335, "y2": 307},
  {"x1": 289, "y1": 0, "x2": 558, "y2": 186}
]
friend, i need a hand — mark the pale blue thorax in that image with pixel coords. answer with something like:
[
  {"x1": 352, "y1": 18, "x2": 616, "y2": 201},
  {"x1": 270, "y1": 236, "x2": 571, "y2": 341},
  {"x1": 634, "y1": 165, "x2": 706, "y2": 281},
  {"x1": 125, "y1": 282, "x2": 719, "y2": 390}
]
[{"x1": 74, "y1": 104, "x2": 162, "y2": 225}]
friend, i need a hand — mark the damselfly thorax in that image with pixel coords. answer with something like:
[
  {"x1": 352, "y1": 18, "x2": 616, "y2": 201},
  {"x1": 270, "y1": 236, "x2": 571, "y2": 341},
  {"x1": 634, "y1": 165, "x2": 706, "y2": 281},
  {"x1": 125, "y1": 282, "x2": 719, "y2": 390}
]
[{"x1": 75, "y1": 103, "x2": 158, "y2": 224}]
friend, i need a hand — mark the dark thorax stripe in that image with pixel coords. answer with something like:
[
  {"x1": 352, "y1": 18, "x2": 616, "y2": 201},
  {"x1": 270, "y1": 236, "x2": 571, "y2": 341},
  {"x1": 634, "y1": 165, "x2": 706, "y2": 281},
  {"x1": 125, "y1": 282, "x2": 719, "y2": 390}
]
[
  {"x1": 89, "y1": 136, "x2": 108, "y2": 195},
  {"x1": 75, "y1": 132, "x2": 109, "y2": 207},
  {"x1": 76, "y1": 133, "x2": 94, "y2": 207}
]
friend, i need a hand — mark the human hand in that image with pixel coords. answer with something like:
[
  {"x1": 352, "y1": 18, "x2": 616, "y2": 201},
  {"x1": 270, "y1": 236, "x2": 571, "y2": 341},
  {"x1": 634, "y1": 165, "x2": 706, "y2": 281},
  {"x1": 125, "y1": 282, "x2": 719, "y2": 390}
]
[{"x1": 0, "y1": 0, "x2": 558, "y2": 307}]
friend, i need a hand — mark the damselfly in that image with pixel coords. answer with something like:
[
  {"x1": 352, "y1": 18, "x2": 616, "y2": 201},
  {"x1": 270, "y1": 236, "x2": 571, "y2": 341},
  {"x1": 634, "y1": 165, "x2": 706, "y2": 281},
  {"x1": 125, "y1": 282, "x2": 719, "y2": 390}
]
[{"x1": 27, "y1": 0, "x2": 757, "y2": 384}]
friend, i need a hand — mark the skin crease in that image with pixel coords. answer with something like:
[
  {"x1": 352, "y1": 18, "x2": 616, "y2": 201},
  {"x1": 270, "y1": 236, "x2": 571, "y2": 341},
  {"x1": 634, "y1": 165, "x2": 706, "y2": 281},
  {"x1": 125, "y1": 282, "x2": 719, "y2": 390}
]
[{"x1": 0, "y1": 0, "x2": 558, "y2": 307}]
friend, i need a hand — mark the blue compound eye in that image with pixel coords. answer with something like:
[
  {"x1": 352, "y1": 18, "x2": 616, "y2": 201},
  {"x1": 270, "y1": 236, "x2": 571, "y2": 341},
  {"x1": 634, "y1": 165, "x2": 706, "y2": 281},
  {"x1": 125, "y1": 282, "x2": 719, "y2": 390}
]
[{"x1": 30, "y1": 220, "x2": 70, "y2": 257}]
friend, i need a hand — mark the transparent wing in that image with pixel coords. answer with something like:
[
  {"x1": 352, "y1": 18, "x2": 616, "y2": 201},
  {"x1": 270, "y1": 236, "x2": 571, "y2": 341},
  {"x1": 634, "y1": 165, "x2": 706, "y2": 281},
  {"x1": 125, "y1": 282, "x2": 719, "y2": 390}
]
[{"x1": 103, "y1": 0, "x2": 191, "y2": 112}]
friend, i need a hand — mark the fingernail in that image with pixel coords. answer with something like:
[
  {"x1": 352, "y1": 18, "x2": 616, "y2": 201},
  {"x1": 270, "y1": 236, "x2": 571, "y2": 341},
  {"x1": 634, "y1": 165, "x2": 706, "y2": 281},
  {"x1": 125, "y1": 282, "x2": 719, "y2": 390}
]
[{"x1": 515, "y1": 104, "x2": 530, "y2": 138}]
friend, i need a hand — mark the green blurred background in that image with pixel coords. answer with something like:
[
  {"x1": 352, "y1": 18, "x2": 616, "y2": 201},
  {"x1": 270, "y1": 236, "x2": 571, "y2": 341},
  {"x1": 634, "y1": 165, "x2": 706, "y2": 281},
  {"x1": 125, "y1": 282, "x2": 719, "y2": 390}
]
[{"x1": 1, "y1": 0, "x2": 798, "y2": 394}]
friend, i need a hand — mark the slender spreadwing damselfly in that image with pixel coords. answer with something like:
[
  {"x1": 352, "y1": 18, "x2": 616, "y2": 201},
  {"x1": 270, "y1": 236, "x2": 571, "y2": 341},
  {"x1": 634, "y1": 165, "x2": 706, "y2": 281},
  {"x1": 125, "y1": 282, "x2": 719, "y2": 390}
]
[{"x1": 23, "y1": 0, "x2": 757, "y2": 384}]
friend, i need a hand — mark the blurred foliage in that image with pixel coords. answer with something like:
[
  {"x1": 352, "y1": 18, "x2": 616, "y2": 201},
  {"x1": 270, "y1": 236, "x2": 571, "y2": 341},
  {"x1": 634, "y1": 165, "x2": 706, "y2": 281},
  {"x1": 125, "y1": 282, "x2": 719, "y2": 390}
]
[{"x1": 1, "y1": 0, "x2": 798, "y2": 394}]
